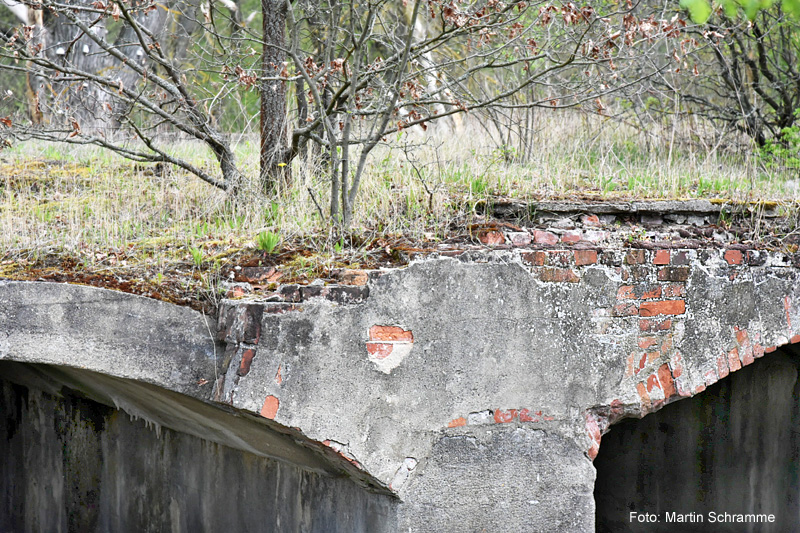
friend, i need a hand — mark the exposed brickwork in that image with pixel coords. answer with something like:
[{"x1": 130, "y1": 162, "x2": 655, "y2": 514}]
[
  {"x1": 260, "y1": 395, "x2": 280, "y2": 419},
  {"x1": 539, "y1": 268, "x2": 580, "y2": 283},
  {"x1": 724, "y1": 249, "x2": 743, "y2": 265},
  {"x1": 653, "y1": 250, "x2": 670, "y2": 265},
  {"x1": 639, "y1": 300, "x2": 686, "y2": 317},
  {"x1": 236, "y1": 348, "x2": 256, "y2": 377},
  {"x1": 478, "y1": 230, "x2": 505, "y2": 245},
  {"x1": 446, "y1": 408, "x2": 555, "y2": 429},
  {"x1": 369, "y1": 325, "x2": 414, "y2": 342},
  {"x1": 533, "y1": 230, "x2": 559, "y2": 245}
]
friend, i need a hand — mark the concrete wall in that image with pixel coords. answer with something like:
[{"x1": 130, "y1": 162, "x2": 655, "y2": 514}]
[
  {"x1": 214, "y1": 248, "x2": 800, "y2": 530},
  {"x1": 3, "y1": 241, "x2": 800, "y2": 531}
]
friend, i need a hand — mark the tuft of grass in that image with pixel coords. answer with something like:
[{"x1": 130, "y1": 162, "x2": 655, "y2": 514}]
[
  {"x1": 189, "y1": 246, "x2": 204, "y2": 267},
  {"x1": 256, "y1": 231, "x2": 281, "y2": 254}
]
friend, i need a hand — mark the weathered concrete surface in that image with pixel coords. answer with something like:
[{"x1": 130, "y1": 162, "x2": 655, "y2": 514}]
[
  {"x1": 0, "y1": 362, "x2": 397, "y2": 533},
  {"x1": 596, "y1": 345, "x2": 800, "y2": 532},
  {"x1": 215, "y1": 247, "x2": 800, "y2": 531},
  {"x1": 0, "y1": 280, "x2": 219, "y2": 399},
  {"x1": 4, "y1": 240, "x2": 800, "y2": 531}
]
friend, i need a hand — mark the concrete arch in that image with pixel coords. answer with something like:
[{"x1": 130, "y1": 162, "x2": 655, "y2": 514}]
[
  {"x1": 4, "y1": 243, "x2": 800, "y2": 531},
  {"x1": 594, "y1": 343, "x2": 800, "y2": 531},
  {"x1": 0, "y1": 281, "x2": 396, "y2": 531},
  {"x1": 213, "y1": 249, "x2": 800, "y2": 531}
]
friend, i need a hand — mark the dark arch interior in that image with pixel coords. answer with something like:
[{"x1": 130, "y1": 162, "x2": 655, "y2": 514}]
[
  {"x1": 0, "y1": 361, "x2": 396, "y2": 532},
  {"x1": 595, "y1": 345, "x2": 800, "y2": 533}
]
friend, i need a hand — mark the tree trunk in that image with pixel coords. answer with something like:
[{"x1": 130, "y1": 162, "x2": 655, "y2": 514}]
[{"x1": 260, "y1": 0, "x2": 289, "y2": 193}]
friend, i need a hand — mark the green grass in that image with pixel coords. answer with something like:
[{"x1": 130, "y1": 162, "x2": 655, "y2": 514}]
[{"x1": 0, "y1": 109, "x2": 797, "y2": 271}]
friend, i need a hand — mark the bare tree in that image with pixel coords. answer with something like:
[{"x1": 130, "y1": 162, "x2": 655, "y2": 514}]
[
  {"x1": 1, "y1": 0, "x2": 246, "y2": 189},
  {"x1": 278, "y1": 0, "x2": 691, "y2": 224},
  {"x1": 1, "y1": 0, "x2": 691, "y2": 224}
]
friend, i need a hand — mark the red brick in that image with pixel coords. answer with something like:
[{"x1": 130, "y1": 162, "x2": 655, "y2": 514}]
[
  {"x1": 672, "y1": 251, "x2": 690, "y2": 265},
  {"x1": 582, "y1": 214, "x2": 601, "y2": 226},
  {"x1": 728, "y1": 348, "x2": 742, "y2": 372},
  {"x1": 533, "y1": 230, "x2": 559, "y2": 245},
  {"x1": 522, "y1": 251, "x2": 547, "y2": 266},
  {"x1": 641, "y1": 286, "x2": 662, "y2": 300},
  {"x1": 574, "y1": 250, "x2": 598, "y2": 266},
  {"x1": 508, "y1": 231, "x2": 532, "y2": 246},
  {"x1": 588, "y1": 444, "x2": 599, "y2": 461},
  {"x1": 519, "y1": 408, "x2": 535, "y2": 422},
  {"x1": 657, "y1": 266, "x2": 690, "y2": 282},
  {"x1": 754, "y1": 343, "x2": 765, "y2": 359},
  {"x1": 637, "y1": 353, "x2": 647, "y2": 374},
  {"x1": 237, "y1": 348, "x2": 256, "y2": 377},
  {"x1": 227, "y1": 285, "x2": 247, "y2": 298},
  {"x1": 647, "y1": 351, "x2": 660, "y2": 363},
  {"x1": 340, "y1": 269, "x2": 369, "y2": 286},
  {"x1": 653, "y1": 250, "x2": 670, "y2": 265},
  {"x1": 479, "y1": 230, "x2": 505, "y2": 245},
  {"x1": 646, "y1": 374, "x2": 661, "y2": 393},
  {"x1": 612, "y1": 302, "x2": 639, "y2": 317},
  {"x1": 695, "y1": 384, "x2": 706, "y2": 394},
  {"x1": 717, "y1": 352, "x2": 730, "y2": 378},
  {"x1": 369, "y1": 325, "x2": 414, "y2": 342},
  {"x1": 639, "y1": 300, "x2": 686, "y2": 317},
  {"x1": 618, "y1": 284, "x2": 663, "y2": 300},
  {"x1": 625, "y1": 353, "x2": 636, "y2": 377},
  {"x1": 260, "y1": 395, "x2": 280, "y2": 419},
  {"x1": 235, "y1": 266, "x2": 277, "y2": 283},
  {"x1": 724, "y1": 249, "x2": 743, "y2": 265},
  {"x1": 657, "y1": 363, "x2": 677, "y2": 398},
  {"x1": 275, "y1": 365, "x2": 283, "y2": 385},
  {"x1": 765, "y1": 345, "x2": 777, "y2": 353},
  {"x1": 639, "y1": 318, "x2": 672, "y2": 332},
  {"x1": 638, "y1": 336, "x2": 658, "y2": 349},
  {"x1": 494, "y1": 409, "x2": 518, "y2": 423},
  {"x1": 366, "y1": 342, "x2": 393, "y2": 359},
  {"x1": 617, "y1": 286, "x2": 636, "y2": 299},
  {"x1": 636, "y1": 382, "x2": 651, "y2": 406},
  {"x1": 735, "y1": 329, "x2": 748, "y2": 345},
  {"x1": 561, "y1": 231, "x2": 582, "y2": 243},
  {"x1": 791, "y1": 335, "x2": 800, "y2": 344},
  {"x1": 539, "y1": 268, "x2": 580, "y2": 283},
  {"x1": 625, "y1": 250, "x2": 646, "y2": 265},
  {"x1": 448, "y1": 417, "x2": 466, "y2": 428},
  {"x1": 663, "y1": 283, "x2": 685, "y2": 298}
]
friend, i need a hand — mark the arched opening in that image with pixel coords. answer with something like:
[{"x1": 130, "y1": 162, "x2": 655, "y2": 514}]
[
  {"x1": 0, "y1": 361, "x2": 396, "y2": 532},
  {"x1": 595, "y1": 345, "x2": 800, "y2": 532}
]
